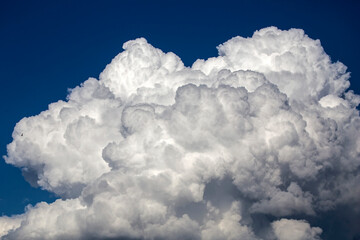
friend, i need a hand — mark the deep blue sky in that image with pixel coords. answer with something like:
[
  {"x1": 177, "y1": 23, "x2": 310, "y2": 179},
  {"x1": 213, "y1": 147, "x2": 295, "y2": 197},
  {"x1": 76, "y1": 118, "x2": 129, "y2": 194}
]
[{"x1": 1, "y1": 0, "x2": 359, "y2": 217}]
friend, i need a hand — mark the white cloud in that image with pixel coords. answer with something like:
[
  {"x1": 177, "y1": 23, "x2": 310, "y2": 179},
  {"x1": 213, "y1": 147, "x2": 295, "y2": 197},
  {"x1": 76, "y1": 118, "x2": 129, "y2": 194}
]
[
  {"x1": 272, "y1": 219, "x2": 322, "y2": 240},
  {"x1": 1, "y1": 27, "x2": 360, "y2": 239}
]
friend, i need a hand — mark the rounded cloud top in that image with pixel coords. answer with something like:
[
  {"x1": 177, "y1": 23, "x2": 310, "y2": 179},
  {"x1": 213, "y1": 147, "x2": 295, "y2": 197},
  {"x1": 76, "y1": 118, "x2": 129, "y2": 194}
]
[{"x1": 1, "y1": 27, "x2": 360, "y2": 240}]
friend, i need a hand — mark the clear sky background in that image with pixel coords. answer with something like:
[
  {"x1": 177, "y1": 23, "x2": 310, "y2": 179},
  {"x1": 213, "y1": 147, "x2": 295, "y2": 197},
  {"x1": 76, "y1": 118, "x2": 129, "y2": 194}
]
[{"x1": 0, "y1": 0, "x2": 359, "y2": 220}]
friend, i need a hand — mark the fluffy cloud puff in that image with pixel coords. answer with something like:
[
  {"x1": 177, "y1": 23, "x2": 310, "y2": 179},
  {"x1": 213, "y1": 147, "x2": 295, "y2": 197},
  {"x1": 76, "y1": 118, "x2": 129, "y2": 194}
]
[
  {"x1": 1, "y1": 27, "x2": 360, "y2": 239},
  {"x1": 272, "y1": 219, "x2": 322, "y2": 240}
]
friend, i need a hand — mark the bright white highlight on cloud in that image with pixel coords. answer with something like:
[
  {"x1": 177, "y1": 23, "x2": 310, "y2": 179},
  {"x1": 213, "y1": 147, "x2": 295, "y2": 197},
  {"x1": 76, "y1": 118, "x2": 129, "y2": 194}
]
[{"x1": 1, "y1": 27, "x2": 360, "y2": 239}]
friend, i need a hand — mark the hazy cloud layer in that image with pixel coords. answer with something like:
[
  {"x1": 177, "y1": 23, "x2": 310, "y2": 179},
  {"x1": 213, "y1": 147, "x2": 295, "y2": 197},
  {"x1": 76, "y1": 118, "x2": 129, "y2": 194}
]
[{"x1": 1, "y1": 27, "x2": 360, "y2": 239}]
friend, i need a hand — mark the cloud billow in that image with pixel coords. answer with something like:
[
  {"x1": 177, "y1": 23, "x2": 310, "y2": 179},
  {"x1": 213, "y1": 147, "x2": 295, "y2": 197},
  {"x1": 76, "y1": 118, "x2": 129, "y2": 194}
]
[{"x1": 1, "y1": 27, "x2": 359, "y2": 239}]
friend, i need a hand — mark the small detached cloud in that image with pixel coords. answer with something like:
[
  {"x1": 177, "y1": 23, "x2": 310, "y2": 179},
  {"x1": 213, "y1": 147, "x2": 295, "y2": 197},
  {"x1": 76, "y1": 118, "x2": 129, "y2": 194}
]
[
  {"x1": 1, "y1": 27, "x2": 360, "y2": 239},
  {"x1": 272, "y1": 219, "x2": 322, "y2": 240}
]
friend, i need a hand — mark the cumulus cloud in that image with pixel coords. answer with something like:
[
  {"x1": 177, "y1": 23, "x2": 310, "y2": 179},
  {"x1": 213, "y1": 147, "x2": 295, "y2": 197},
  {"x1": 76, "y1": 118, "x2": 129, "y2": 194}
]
[
  {"x1": 1, "y1": 27, "x2": 360, "y2": 239},
  {"x1": 272, "y1": 219, "x2": 322, "y2": 240}
]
